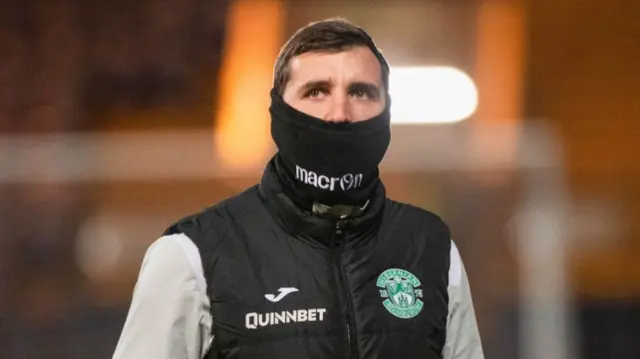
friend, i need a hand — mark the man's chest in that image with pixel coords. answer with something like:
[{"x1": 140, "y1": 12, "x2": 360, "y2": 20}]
[{"x1": 205, "y1": 231, "x2": 449, "y2": 346}]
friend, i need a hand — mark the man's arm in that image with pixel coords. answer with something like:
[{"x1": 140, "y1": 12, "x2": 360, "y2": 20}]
[
  {"x1": 112, "y1": 234, "x2": 212, "y2": 359},
  {"x1": 442, "y1": 241, "x2": 485, "y2": 359}
]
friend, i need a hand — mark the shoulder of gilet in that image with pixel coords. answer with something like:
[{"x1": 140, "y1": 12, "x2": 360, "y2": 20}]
[
  {"x1": 163, "y1": 184, "x2": 262, "y2": 247},
  {"x1": 383, "y1": 198, "x2": 452, "y2": 246}
]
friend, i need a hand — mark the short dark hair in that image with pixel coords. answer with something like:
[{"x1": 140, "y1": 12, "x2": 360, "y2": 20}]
[{"x1": 273, "y1": 18, "x2": 390, "y2": 96}]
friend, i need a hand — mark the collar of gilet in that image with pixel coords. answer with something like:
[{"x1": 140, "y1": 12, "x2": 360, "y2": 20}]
[{"x1": 258, "y1": 156, "x2": 386, "y2": 248}]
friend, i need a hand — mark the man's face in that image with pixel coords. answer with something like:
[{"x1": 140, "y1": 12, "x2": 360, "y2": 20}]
[{"x1": 282, "y1": 46, "x2": 386, "y2": 123}]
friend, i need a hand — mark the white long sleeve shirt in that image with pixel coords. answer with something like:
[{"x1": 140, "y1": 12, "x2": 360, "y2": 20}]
[{"x1": 112, "y1": 234, "x2": 484, "y2": 359}]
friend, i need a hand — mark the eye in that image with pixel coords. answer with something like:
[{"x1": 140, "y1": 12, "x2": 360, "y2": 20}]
[
  {"x1": 351, "y1": 90, "x2": 369, "y2": 99},
  {"x1": 350, "y1": 89, "x2": 375, "y2": 101},
  {"x1": 348, "y1": 83, "x2": 380, "y2": 101},
  {"x1": 304, "y1": 88, "x2": 328, "y2": 99}
]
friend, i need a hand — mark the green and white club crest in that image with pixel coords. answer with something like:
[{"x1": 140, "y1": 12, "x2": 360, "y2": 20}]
[{"x1": 377, "y1": 268, "x2": 424, "y2": 319}]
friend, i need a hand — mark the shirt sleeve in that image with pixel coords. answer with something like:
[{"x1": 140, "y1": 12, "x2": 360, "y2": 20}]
[
  {"x1": 112, "y1": 233, "x2": 213, "y2": 359},
  {"x1": 442, "y1": 240, "x2": 485, "y2": 359}
]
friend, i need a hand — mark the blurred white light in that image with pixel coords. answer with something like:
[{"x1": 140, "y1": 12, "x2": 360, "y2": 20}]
[
  {"x1": 75, "y1": 214, "x2": 124, "y2": 281},
  {"x1": 389, "y1": 66, "x2": 479, "y2": 124}
]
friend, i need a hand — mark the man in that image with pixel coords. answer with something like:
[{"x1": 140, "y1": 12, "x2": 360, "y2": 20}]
[{"x1": 113, "y1": 18, "x2": 484, "y2": 359}]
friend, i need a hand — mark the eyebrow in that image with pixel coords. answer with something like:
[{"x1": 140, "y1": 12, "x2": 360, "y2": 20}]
[
  {"x1": 298, "y1": 80, "x2": 382, "y2": 98},
  {"x1": 299, "y1": 80, "x2": 332, "y2": 94}
]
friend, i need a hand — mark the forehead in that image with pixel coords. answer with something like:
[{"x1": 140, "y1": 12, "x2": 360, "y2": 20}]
[{"x1": 287, "y1": 46, "x2": 383, "y2": 86}]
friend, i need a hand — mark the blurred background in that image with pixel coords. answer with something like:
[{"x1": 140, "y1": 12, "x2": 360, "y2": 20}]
[{"x1": 0, "y1": 0, "x2": 639, "y2": 358}]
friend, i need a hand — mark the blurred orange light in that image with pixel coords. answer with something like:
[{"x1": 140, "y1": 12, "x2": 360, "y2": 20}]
[
  {"x1": 213, "y1": 0, "x2": 284, "y2": 172},
  {"x1": 471, "y1": 0, "x2": 526, "y2": 183},
  {"x1": 474, "y1": 0, "x2": 526, "y2": 123}
]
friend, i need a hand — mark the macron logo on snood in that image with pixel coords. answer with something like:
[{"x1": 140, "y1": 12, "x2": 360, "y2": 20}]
[{"x1": 295, "y1": 165, "x2": 363, "y2": 191}]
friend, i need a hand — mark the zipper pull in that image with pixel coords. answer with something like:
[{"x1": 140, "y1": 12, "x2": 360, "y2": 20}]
[{"x1": 333, "y1": 221, "x2": 345, "y2": 247}]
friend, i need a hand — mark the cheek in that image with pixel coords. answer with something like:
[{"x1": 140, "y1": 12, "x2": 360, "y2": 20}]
[
  {"x1": 289, "y1": 100, "x2": 328, "y2": 120},
  {"x1": 351, "y1": 101, "x2": 386, "y2": 122}
]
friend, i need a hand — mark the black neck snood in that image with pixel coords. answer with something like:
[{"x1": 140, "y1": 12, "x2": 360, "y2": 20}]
[{"x1": 269, "y1": 89, "x2": 391, "y2": 211}]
